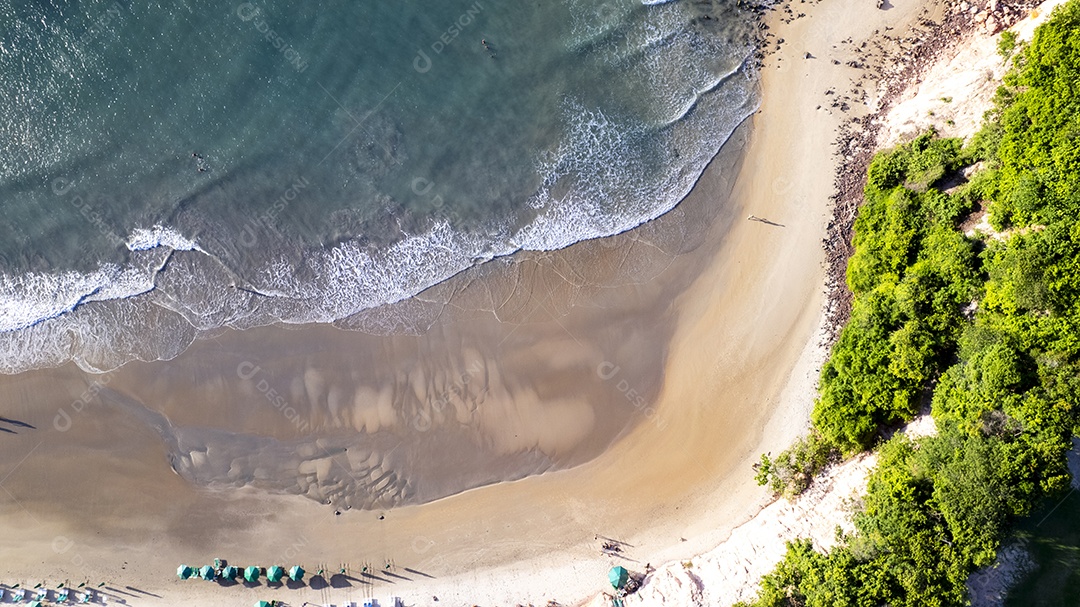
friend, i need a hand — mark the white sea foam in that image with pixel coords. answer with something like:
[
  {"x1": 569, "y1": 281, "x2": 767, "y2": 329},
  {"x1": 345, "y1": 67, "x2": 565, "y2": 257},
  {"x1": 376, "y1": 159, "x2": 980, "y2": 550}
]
[
  {"x1": 0, "y1": 4, "x2": 759, "y2": 375},
  {"x1": 126, "y1": 224, "x2": 203, "y2": 252}
]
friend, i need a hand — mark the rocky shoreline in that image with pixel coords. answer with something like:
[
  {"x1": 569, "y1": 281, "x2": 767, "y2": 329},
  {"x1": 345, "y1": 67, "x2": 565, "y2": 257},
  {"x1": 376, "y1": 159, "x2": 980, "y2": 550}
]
[{"x1": 822, "y1": 0, "x2": 1041, "y2": 344}]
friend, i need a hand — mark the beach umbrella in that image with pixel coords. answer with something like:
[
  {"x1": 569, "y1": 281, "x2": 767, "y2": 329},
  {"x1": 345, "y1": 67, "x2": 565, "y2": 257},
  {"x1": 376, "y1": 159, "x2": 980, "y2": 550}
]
[
  {"x1": 199, "y1": 565, "x2": 216, "y2": 581},
  {"x1": 221, "y1": 566, "x2": 239, "y2": 580},
  {"x1": 266, "y1": 566, "x2": 285, "y2": 583},
  {"x1": 244, "y1": 566, "x2": 261, "y2": 583},
  {"x1": 28, "y1": 601, "x2": 41, "y2": 607},
  {"x1": 288, "y1": 565, "x2": 305, "y2": 581},
  {"x1": 177, "y1": 565, "x2": 194, "y2": 580},
  {"x1": 255, "y1": 601, "x2": 272, "y2": 607},
  {"x1": 608, "y1": 565, "x2": 629, "y2": 590}
]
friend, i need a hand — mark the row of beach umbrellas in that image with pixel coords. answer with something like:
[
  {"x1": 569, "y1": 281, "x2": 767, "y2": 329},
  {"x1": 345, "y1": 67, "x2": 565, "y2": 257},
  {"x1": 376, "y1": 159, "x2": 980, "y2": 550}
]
[
  {"x1": 177, "y1": 564, "x2": 304, "y2": 584},
  {"x1": 1, "y1": 584, "x2": 95, "y2": 604}
]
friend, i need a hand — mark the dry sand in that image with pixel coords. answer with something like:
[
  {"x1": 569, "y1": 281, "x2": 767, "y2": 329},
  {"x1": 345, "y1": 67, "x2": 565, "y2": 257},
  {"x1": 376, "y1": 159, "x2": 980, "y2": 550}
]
[
  {"x1": 603, "y1": 2, "x2": 1067, "y2": 604},
  {"x1": 0, "y1": 0, "x2": 963, "y2": 606}
]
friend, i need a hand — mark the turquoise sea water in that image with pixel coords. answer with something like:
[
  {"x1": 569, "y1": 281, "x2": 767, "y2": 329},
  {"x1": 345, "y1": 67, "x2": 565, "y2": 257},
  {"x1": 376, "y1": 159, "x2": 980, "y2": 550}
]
[{"x1": 0, "y1": 0, "x2": 759, "y2": 373}]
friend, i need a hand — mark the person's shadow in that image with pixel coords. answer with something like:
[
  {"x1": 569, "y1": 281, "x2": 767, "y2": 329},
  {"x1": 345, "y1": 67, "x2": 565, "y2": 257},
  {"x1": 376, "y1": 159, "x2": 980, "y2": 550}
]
[
  {"x1": 747, "y1": 215, "x2": 786, "y2": 227},
  {"x1": 0, "y1": 417, "x2": 35, "y2": 434}
]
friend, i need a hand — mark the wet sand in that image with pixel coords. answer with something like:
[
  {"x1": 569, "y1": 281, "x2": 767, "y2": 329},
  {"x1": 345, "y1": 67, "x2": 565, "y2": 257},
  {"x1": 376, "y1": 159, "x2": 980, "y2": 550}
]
[
  {"x1": 0, "y1": 118, "x2": 758, "y2": 600},
  {"x1": 0, "y1": 0, "x2": 935, "y2": 602}
]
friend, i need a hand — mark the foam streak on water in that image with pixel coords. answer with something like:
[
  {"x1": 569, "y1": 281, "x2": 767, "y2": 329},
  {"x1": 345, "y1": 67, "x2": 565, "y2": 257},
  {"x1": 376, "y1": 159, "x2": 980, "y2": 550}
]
[{"x1": 0, "y1": 0, "x2": 760, "y2": 373}]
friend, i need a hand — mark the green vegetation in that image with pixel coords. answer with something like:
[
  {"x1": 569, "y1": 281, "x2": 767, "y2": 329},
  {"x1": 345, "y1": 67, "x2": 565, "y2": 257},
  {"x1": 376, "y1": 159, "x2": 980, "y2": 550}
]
[
  {"x1": 755, "y1": 432, "x2": 839, "y2": 498},
  {"x1": 744, "y1": 2, "x2": 1080, "y2": 604},
  {"x1": 814, "y1": 131, "x2": 979, "y2": 453},
  {"x1": 998, "y1": 30, "x2": 1018, "y2": 59}
]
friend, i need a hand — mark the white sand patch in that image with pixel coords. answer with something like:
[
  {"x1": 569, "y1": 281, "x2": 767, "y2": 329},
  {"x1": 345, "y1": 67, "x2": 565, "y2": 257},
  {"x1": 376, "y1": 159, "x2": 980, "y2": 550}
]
[
  {"x1": 609, "y1": 415, "x2": 933, "y2": 607},
  {"x1": 879, "y1": 0, "x2": 1070, "y2": 149},
  {"x1": 968, "y1": 541, "x2": 1036, "y2": 607},
  {"x1": 622, "y1": 451, "x2": 878, "y2": 607}
]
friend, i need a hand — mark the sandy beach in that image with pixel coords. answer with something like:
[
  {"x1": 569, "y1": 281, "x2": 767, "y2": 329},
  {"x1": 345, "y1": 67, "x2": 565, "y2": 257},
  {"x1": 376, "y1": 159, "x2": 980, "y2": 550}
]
[
  {"x1": 608, "y1": 0, "x2": 1060, "y2": 603},
  {"x1": 0, "y1": 0, "x2": 978, "y2": 604}
]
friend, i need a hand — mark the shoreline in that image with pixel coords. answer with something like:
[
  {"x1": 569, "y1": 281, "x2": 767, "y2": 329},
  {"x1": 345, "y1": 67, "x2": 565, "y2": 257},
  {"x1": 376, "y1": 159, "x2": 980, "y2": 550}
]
[
  {"x1": 607, "y1": 0, "x2": 1062, "y2": 604},
  {"x1": 2, "y1": 0, "x2": 845, "y2": 599},
  {"x1": 0, "y1": 121, "x2": 769, "y2": 606},
  {"x1": 0, "y1": 0, "x2": 1053, "y2": 604}
]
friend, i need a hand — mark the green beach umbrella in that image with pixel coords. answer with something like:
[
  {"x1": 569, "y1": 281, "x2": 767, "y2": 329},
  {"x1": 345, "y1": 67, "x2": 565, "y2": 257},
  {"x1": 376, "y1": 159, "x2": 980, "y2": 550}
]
[
  {"x1": 199, "y1": 565, "x2": 215, "y2": 581},
  {"x1": 288, "y1": 565, "x2": 305, "y2": 581},
  {"x1": 243, "y1": 566, "x2": 260, "y2": 583},
  {"x1": 221, "y1": 566, "x2": 239, "y2": 580},
  {"x1": 28, "y1": 601, "x2": 41, "y2": 607},
  {"x1": 177, "y1": 565, "x2": 194, "y2": 580},
  {"x1": 255, "y1": 601, "x2": 272, "y2": 607},
  {"x1": 608, "y1": 565, "x2": 629, "y2": 590},
  {"x1": 266, "y1": 566, "x2": 285, "y2": 583}
]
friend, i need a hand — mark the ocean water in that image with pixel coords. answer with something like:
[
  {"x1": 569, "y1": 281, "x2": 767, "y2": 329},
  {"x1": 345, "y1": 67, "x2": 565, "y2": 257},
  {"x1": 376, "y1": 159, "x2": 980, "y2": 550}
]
[{"x1": 0, "y1": 0, "x2": 759, "y2": 373}]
